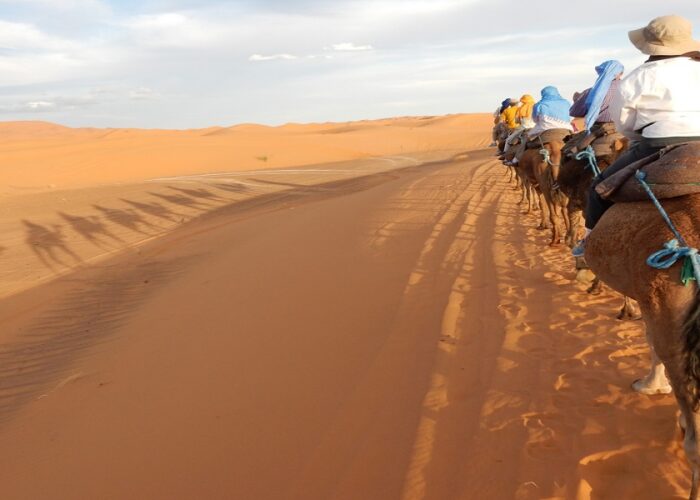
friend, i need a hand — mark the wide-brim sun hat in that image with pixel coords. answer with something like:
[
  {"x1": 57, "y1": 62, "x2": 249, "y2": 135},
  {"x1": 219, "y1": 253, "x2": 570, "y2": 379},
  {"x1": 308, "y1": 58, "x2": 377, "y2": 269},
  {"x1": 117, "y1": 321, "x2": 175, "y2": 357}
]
[{"x1": 629, "y1": 15, "x2": 700, "y2": 55}]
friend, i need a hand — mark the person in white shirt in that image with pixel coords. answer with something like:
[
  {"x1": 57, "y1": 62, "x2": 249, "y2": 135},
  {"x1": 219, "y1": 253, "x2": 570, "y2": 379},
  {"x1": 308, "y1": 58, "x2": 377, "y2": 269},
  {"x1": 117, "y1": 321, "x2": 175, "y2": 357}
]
[{"x1": 572, "y1": 15, "x2": 700, "y2": 257}]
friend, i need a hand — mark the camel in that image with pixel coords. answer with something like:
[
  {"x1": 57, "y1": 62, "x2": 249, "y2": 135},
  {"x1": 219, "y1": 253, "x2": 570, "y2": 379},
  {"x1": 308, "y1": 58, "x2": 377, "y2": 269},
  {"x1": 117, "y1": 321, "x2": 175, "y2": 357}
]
[
  {"x1": 587, "y1": 184, "x2": 700, "y2": 498},
  {"x1": 494, "y1": 122, "x2": 509, "y2": 153},
  {"x1": 501, "y1": 132, "x2": 540, "y2": 215},
  {"x1": 557, "y1": 134, "x2": 629, "y2": 246},
  {"x1": 553, "y1": 133, "x2": 643, "y2": 321},
  {"x1": 517, "y1": 137, "x2": 570, "y2": 244}
]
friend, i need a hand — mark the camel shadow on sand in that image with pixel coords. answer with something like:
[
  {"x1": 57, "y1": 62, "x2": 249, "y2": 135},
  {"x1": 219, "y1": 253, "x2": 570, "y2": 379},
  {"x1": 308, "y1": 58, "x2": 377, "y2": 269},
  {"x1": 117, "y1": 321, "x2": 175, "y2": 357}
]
[{"x1": 22, "y1": 220, "x2": 83, "y2": 272}]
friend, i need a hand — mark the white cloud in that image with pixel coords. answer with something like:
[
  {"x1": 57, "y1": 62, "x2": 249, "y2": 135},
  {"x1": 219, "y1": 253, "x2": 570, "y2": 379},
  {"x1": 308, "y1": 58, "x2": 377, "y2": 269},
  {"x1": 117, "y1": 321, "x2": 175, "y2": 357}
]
[
  {"x1": 129, "y1": 87, "x2": 161, "y2": 100},
  {"x1": 25, "y1": 100, "x2": 55, "y2": 110},
  {"x1": 124, "y1": 12, "x2": 234, "y2": 49},
  {"x1": 0, "y1": 96, "x2": 92, "y2": 113},
  {"x1": 0, "y1": 0, "x2": 105, "y2": 8},
  {"x1": 0, "y1": 19, "x2": 78, "y2": 51},
  {"x1": 249, "y1": 53, "x2": 298, "y2": 61},
  {"x1": 329, "y1": 42, "x2": 374, "y2": 52}
]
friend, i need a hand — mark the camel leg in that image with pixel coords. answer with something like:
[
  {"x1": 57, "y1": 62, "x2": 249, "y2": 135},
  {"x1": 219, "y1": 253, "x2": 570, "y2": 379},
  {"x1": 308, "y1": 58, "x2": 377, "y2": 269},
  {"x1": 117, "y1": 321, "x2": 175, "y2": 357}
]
[
  {"x1": 587, "y1": 277, "x2": 603, "y2": 295},
  {"x1": 632, "y1": 310, "x2": 672, "y2": 395},
  {"x1": 566, "y1": 207, "x2": 583, "y2": 248},
  {"x1": 617, "y1": 296, "x2": 642, "y2": 321},
  {"x1": 560, "y1": 204, "x2": 572, "y2": 246},
  {"x1": 546, "y1": 197, "x2": 560, "y2": 246},
  {"x1": 518, "y1": 180, "x2": 527, "y2": 205},
  {"x1": 520, "y1": 179, "x2": 532, "y2": 213},
  {"x1": 632, "y1": 344, "x2": 672, "y2": 395},
  {"x1": 537, "y1": 192, "x2": 550, "y2": 230},
  {"x1": 656, "y1": 355, "x2": 700, "y2": 500},
  {"x1": 512, "y1": 176, "x2": 520, "y2": 190},
  {"x1": 530, "y1": 185, "x2": 539, "y2": 212},
  {"x1": 671, "y1": 392, "x2": 700, "y2": 499},
  {"x1": 526, "y1": 183, "x2": 534, "y2": 214}
]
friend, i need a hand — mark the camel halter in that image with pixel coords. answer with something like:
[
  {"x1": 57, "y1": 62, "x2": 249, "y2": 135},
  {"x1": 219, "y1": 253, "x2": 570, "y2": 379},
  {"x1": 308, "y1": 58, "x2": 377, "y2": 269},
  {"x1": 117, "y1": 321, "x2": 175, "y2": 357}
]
[{"x1": 574, "y1": 146, "x2": 602, "y2": 177}]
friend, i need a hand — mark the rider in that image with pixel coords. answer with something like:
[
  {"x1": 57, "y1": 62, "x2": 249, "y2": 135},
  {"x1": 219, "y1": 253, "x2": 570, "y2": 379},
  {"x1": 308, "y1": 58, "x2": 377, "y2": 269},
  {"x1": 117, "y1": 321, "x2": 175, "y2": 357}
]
[
  {"x1": 503, "y1": 94, "x2": 536, "y2": 157},
  {"x1": 517, "y1": 94, "x2": 536, "y2": 129},
  {"x1": 501, "y1": 98, "x2": 520, "y2": 131},
  {"x1": 509, "y1": 86, "x2": 573, "y2": 165},
  {"x1": 570, "y1": 60, "x2": 625, "y2": 133},
  {"x1": 572, "y1": 15, "x2": 700, "y2": 257},
  {"x1": 493, "y1": 98, "x2": 513, "y2": 150}
]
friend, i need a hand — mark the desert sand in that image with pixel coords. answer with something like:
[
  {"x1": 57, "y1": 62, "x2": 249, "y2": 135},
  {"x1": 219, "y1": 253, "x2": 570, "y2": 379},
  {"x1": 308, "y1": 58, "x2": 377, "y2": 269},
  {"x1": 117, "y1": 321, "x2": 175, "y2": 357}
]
[{"x1": 0, "y1": 114, "x2": 689, "y2": 499}]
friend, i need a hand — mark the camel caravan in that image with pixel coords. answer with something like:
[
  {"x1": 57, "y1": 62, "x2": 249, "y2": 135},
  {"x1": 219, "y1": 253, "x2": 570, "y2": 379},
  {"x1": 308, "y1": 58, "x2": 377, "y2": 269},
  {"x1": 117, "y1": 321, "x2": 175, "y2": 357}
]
[{"x1": 492, "y1": 15, "x2": 700, "y2": 499}]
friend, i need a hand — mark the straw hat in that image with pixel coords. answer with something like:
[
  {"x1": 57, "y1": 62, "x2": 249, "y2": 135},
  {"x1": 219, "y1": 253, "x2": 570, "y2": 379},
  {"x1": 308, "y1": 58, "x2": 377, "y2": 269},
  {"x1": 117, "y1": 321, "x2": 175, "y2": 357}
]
[{"x1": 629, "y1": 15, "x2": 700, "y2": 56}]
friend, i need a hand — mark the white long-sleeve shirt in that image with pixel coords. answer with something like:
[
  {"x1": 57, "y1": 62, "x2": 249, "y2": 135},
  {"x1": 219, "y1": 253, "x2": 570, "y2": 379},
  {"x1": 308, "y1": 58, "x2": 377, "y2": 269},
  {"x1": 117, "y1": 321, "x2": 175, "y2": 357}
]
[
  {"x1": 612, "y1": 57, "x2": 700, "y2": 139},
  {"x1": 527, "y1": 115, "x2": 573, "y2": 139}
]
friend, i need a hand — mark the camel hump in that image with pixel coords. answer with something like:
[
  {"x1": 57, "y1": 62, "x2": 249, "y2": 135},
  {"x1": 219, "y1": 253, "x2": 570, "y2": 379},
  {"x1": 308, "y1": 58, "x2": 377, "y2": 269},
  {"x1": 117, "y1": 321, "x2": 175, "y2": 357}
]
[{"x1": 596, "y1": 141, "x2": 700, "y2": 202}]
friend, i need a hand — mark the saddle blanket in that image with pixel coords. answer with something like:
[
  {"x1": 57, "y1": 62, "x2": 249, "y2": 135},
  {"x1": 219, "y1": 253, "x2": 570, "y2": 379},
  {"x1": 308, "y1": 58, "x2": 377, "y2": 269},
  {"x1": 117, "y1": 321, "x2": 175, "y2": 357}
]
[
  {"x1": 562, "y1": 123, "x2": 624, "y2": 159},
  {"x1": 596, "y1": 142, "x2": 700, "y2": 202}
]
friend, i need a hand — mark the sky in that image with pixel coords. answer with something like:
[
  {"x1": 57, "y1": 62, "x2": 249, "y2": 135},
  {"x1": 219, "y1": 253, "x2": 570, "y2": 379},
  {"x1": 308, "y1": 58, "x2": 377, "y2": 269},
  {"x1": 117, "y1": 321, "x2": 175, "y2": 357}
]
[{"x1": 0, "y1": 0, "x2": 699, "y2": 128}]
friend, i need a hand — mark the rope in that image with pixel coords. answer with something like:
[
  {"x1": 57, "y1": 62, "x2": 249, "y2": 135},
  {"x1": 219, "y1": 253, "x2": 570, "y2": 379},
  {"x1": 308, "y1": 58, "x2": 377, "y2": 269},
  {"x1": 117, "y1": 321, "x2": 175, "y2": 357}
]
[
  {"x1": 575, "y1": 146, "x2": 602, "y2": 177},
  {"x1": 538, "y1": 136, "x2": 554, "y2": 166},
  {"x1": 636, "y1": 170, "x2": 700, "y2": 285}
]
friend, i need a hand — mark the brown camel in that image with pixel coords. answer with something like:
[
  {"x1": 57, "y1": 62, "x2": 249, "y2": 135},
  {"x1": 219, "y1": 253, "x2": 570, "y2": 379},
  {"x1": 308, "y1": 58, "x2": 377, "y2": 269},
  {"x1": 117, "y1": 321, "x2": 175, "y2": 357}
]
[
  {"x1": 557, "y1": 136, "x2": 629, "y2": 246},
  {"x1": 587, "y1": 194, "x2": 700, "y2": 498},
  {"x1": 518, "y1": 139, "x2": 570, "y2": 244},
  {"x1": 555, "y1": 135, "x2": 642, "y2": 321},
  {"x1": 501, "y1": 133, "x2": 540, "y2": 215}
]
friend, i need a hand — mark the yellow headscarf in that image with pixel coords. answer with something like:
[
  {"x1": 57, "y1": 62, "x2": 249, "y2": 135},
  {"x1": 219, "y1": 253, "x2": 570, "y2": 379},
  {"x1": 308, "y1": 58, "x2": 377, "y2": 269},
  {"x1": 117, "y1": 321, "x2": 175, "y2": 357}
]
[{"x1": 517, "y1": 94, "x2": 535, "y2": 120}]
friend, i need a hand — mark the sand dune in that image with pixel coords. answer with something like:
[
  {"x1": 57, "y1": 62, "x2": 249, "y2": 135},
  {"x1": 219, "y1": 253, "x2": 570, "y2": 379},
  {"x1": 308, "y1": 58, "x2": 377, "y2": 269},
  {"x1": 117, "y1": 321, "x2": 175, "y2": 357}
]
[
  {"x1": 0, "y1": 114, "x2": 491, "y2": 300},
  {"x1": 0, "y1": 116, "x2": 688, "y2": 499},
  {"x1": 0, "y1": 114, "x2": 491, "y2": 192}
]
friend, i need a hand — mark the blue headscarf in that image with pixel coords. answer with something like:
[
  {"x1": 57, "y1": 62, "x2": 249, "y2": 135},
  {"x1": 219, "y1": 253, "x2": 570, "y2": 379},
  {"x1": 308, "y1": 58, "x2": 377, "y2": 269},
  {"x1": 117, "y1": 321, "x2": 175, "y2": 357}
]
[
  {"x1": 533, "y1": 86, "x2": 571, "y2": 124},
  {"x1": 584, "y1": 60, "x2": 624, "y2": 130}
]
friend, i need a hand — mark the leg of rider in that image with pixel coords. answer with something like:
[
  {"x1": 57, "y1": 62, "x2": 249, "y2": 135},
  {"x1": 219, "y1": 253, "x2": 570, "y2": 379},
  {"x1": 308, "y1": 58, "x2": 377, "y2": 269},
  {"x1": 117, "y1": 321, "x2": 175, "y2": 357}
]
[{"x1": 584, "y1": 141, "x2": 660, "y2": 230}]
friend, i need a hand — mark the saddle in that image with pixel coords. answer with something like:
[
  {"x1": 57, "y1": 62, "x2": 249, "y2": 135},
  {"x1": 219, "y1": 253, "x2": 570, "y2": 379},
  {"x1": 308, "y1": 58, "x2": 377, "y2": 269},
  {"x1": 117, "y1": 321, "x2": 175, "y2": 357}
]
[
  {"x1": 596, "y1": 142, "x2": 700, "y2": 202},
  {"x1": 562, "y1": 122, "x2": 622, "y2": 158},
  {"x1": 525, "y1": 128, "x2": 571, "y2": 150}
]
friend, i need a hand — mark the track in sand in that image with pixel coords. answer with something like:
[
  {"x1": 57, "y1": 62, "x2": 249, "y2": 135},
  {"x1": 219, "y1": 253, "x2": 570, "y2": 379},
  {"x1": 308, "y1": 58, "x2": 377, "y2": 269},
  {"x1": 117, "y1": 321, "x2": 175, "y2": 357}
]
[{"x1": 0, "y1": 149, "x2": 690, "y2": 499}]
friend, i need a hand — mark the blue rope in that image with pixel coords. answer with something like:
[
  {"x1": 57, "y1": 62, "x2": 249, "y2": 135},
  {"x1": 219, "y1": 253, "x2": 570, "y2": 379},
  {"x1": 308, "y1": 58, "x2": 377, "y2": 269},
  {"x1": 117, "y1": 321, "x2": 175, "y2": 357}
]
[
  {"x1": 575, "y1": 146, "x2": 601, "y2": 177},
  {"x1": 539, "y1": 148, "x2": 553, "y2": 166},
  {"x1": 636, "y1": 170, "x2": 700, "y2": 284}
]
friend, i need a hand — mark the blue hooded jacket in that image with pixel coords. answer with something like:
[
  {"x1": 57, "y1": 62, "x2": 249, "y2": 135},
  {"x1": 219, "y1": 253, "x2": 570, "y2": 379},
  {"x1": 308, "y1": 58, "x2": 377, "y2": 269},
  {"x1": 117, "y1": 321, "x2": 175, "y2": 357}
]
[
  {"x1": 584, "y1": 60, "x2": 624, "y2": 130},
  {"x1": 533, "y1": 86, "x2": 571, "y2": 124}
]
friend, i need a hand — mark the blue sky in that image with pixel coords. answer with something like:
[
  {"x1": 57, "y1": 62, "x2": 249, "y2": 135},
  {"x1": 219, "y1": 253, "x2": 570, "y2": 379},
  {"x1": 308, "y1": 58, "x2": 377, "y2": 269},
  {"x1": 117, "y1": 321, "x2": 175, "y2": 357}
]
[{"x1": 0, "y1": 0, "x2": 699, "y2": 128}]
